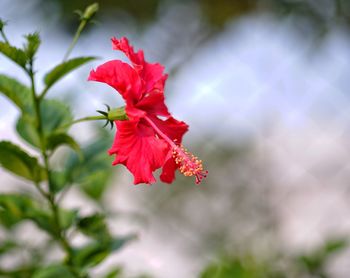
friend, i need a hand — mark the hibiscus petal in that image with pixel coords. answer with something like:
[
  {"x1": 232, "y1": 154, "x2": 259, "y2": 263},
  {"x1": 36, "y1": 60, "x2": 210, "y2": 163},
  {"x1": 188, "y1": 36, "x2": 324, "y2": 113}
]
[
  {"x1": 141, "y1": 62, "x2": 166, "y2": 93},
  {"x1": 150, "y1": 116, "x2": 189, "y2": 142},
  {"x1": 136, "y1": 91, "x2": 170, "y2": 117},
  {"x1": 160, "y1": 154, "x2": 177, "y2": 183},
  {"x1": 88, "y1": 60, "x2": 142, "y2": 102},
  {"x1": 125, "y1": 105, "x2": 147, "y2": 120},
  {"x1": 109, "y1": 119, "x2": 169, "y2": 184},
  {"x1": 112, "y1": 37, "x2": 167, "y2": 95},
  {"x1": 111, "y1": 37, "x2": 144, "y2": 67}
]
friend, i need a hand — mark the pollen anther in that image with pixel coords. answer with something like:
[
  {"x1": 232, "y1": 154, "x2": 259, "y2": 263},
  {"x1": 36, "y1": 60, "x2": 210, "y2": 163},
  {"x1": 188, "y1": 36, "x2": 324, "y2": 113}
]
[{"x1": 172, "y1": 144, "x2": 208, "y2": 184}]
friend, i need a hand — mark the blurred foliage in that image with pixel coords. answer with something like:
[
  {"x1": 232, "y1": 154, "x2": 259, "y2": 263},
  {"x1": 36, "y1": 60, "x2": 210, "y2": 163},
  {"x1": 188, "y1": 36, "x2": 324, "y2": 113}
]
[
  {"x1": 34, "y1": 0, "x2": 350, "y2": 36},
  {"x1": 296, "y1": 238, "x2": 348, "y2": 277},
  {"x1": 63, "y1": 130, "x2": 114, "y2": 200},
  {"x1": 0, "y1": 3, "x2": 144, "y2": 277},
  {"x1": 199, "y1": 0, "x2": 257, "y2": 27},
  {"x1": 200, "y1": 237, "x2": 348, "y2": 278},
  {"x1": 200, "y1": 255, "x2": 283, "y2": 278}
]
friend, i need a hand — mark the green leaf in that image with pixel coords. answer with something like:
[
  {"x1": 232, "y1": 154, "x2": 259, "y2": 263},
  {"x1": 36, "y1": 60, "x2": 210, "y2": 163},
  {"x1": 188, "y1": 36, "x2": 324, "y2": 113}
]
[
  {"x1": 50, "y1": 171, "x2": 67, "y2": 193},
  {"x1": 32, "y1": 264, "x2": 75, "y2": 278},
  {"x1": 28, "y1": 210, "x2": 57, "y2": 236},
  {"x1": 46, "y1": 132, "x2": 80, "y2": 154},
  {"x1": 59, "y1": 208, "x2": 78, "y2": 230},
  {"x1": 0, "y1": 194, "x2": 76, "y2": 236},
  {"x1": 64, "y1": 135, "x2": 113, "y2": 200},
  {"x1": 0, "y1": 240, "x2": 17, "y2": 256},
  {"x1": 110, "y1": 236, "x2": 136, "y2": 252},
  {"x1": 73, "y1": 241, "x2": 109, "y2": 268},
  {"x1": 80, "y1": 171, "x2": 112, "y2": 200},
  {"x1": 323, "y1": 238, "x2": 347, "y2": 254},
  {"x1": 0, "y1": 74, "x2": 33, "y2": 112},
  {"x1": 200, "y1": 256, "x2": 272, "y2": 278},
  {"x1": 0, "y1": 194, "x2": 36, "y2": 228},
  {"x1": 0, "y1": 141, "x2": 46, "y2": 182},
  {"x1": 0, "y1": 193, "x2": 51, "y2": 233},
  {"x1": 16, "y1": 99, "x2": 73, "y2": 149},
  {"x1": 24, "y1": 32, "x2": 41, "y2": 60},
  {"x1": 77, "y1": 213, "x2": 110, "y2": 240},
  {"x1": 28, "y1": 208, "x2": 77, "y2": 236},
  {"x1": 0, "y1": 41, "x2": 27, "y2": 68},
  {"x1": 103, "y1": 267, "x2": 123, "y2": 278},
  {"x1": 16, "y1": 114, "x2": 40, "y2": 147},
  {"x1": 297, "y1": 237, "x2": 348, "y2": 273},
  {"x1": 43, "y1": 56, "x2": 96, "y2": 89},
  {"x1": 40, "y1": 99, "x2": 73, "y2": 134},
  {"x1": 73, "y1": 235, "x2": 135, "y2": 268}
]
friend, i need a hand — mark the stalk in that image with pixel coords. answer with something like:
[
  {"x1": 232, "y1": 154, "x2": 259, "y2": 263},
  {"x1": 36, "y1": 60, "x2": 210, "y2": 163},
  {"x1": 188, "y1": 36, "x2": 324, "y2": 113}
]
[
  {"x1": 63, "y1": 3, "x2": 99, "y2": 62},
  {"x1": 28, "y1": 61, "x2": 79, "y2": 277}
]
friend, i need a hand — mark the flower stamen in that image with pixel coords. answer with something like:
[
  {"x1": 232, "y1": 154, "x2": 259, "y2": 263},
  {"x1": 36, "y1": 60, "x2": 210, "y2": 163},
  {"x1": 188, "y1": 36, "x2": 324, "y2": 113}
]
[
  {"x1": 172, "y1": 144, "x2": 208, "y2": 184},
  {"x1": 144, "y1": 116, "x2": 207, "y2": 184}
]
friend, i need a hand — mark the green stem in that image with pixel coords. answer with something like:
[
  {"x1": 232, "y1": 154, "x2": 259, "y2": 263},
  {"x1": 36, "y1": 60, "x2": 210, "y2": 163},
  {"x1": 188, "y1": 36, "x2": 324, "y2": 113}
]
[
  {"x1": 38, "y1": 18, "x2": 89, "y2": 100},
  {"x1": 33, "y1": 180, "x2": 50, "y2": 199},
  {"x1": 28, "y1": 62, "x2": 78, "y2": 276},
  {"x1": 71, "y1": 115, "x2": 106, "y2": 124},
  {"x1": 38, "y1": 19, "x2": 87, "y2": 100},
  {"x1": 39, "y1": 86, "x2": 50, "y2": 100},
  {"x1": 58, "y1": 115, "x2": 106, "y2": 131},
  {"x1": 63, "y1": 19, "x2": 87, "y2": 62}
]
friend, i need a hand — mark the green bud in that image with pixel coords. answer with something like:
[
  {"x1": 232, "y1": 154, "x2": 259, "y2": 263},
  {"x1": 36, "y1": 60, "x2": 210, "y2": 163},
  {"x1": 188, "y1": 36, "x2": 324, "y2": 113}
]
[
  {"x1": 0, "y1": 19, "x2": 7, "y2": 35},
  {"x1": 24, "y1": 32, "x2": 41, "y2": 60},
  {"x1": 82, "y1": 3, "x2": 99, "y2": 21}
]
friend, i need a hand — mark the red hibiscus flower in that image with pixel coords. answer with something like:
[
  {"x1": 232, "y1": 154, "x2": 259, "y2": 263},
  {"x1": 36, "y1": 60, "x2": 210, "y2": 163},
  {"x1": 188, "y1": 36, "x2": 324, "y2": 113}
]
[{"x1": 88, "y1": 37, "x2": 207, "y2": 185}]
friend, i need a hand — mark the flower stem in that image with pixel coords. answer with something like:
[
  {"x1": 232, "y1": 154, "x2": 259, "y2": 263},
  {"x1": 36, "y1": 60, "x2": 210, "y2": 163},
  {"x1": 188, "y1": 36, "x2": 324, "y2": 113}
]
[
  {"x1": 71, "y1": 115, "x2": 107, "y2": 124},
  {"x1": 63, "y1": 18, "x2": 87, "y2": 62},
  {"x1": 58, "y1": 115, "x2": 107, "y2": 131},
  {"x1": 62, "y1": 107, "x2": 128, "y2": 130}
]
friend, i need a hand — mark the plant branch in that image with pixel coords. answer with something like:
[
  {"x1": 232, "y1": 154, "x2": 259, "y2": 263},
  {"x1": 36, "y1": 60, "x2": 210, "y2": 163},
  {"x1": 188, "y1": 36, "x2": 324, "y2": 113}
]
[
  {"x1": 28, "y1": 60, "x2": 78, "y2": 276},
  {"x1": 63, "y1": 19, "x2": 87, "y2": 62},
  {"x1": 63, "y1": 3, "x2": 98, "y2": 62},
  {"x1": 38, "y1": 86, "x2": 50, "y2": 100}
]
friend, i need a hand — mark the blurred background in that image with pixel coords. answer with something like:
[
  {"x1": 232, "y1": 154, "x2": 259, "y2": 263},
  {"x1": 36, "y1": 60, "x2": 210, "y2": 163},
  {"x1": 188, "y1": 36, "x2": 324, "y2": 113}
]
[{"x1": 1, "y1": 0, "x2": 350, "y2": 277}]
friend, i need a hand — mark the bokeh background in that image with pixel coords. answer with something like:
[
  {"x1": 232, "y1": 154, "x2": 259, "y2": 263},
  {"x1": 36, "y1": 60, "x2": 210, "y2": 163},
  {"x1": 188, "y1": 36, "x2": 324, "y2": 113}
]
[{"x1": 1, "y1": 0, "x2": 350, "y2": 277}]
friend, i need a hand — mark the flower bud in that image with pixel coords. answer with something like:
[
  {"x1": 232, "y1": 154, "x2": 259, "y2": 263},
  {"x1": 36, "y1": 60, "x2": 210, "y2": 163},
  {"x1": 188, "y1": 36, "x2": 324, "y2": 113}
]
[
  {"x1": 82, "y1": 3, "x2": 99, "y2": 21},
  {"x1": 0, "y1": 19, "x2": 6, "y2": 31}
]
